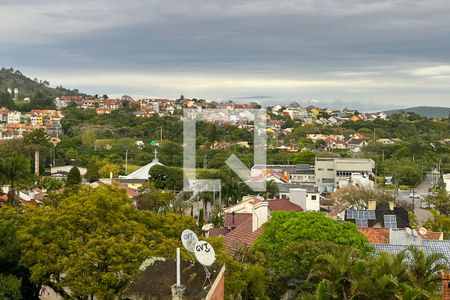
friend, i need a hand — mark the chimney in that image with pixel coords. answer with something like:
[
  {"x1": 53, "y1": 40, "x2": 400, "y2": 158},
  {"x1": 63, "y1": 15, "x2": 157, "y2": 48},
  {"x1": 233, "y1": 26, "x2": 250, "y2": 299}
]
[
  {"x1": 442, "y1": 273, "x2": 450, "y2": 300},
  {"x1": 231, "y1": 211, "x2": 235, "y2": 228},
  {"x1": 289, "y1": 188, "x2": 307, "y2": 210},
  {"x1": 389, "y1": 200, "x2": 395, "y2": 211}
]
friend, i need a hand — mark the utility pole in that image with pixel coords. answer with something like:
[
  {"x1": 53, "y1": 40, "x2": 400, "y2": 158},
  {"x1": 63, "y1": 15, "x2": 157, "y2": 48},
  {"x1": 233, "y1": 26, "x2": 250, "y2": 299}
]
[
  {"x1": 125, "y1": 150, "x2": 128, "y2": 175},
  {"x1": 160, "y1": 126, "x2": 163, "y2": 144}
]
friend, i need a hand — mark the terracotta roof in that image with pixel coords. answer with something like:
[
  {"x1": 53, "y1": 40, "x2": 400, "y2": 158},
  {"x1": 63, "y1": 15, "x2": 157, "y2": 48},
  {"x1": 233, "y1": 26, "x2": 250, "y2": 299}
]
[
  {"x1": 224, "y1": 217, "x2": 264, "y2": 255},
  {"x1": 224, "y1": 213, "x2": 252, "y2": 228},
  {"x1": 420, "y1": 230, "x2": 443, "y2": 240},
  {"x1": 357, "y1": 227, "x2": 389, "y2": 244},
  {"x1": 268, "y1": 199, "x2": 303, "y2": 212},
  {"x1": 208, "y1": 228, "x2": 231, "y2": 237}
]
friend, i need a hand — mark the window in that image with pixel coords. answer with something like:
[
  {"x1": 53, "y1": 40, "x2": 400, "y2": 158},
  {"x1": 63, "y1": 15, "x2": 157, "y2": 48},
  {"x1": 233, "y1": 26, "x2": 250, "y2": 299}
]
[
  {"x1": 327, "y1": 168, "x2": 334, "y2": 171},
  {"x1": 311, "y1": 195, "x2": 317, "y2": 200},
  {"x1": 318, "y1": 168, "x2": 324, "y2": 171}
]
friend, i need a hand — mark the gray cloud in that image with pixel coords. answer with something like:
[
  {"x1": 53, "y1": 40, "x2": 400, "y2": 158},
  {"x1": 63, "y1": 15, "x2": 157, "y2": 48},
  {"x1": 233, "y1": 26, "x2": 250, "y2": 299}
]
[{"x1": 1, "y1": 0, "x2": 450, "y2": 110}]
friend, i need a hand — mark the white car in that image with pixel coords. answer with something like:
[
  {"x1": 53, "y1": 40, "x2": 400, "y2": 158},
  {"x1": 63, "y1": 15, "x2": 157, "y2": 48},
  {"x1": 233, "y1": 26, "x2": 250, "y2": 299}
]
[{"x1": 409, "y1": 193, "x2": 423, "y2": 200}]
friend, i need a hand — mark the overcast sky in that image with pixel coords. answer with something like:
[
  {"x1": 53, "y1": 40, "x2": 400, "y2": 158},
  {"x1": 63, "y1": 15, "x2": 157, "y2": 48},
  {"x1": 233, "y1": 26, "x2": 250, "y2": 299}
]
[{"x1": 1, "y1": 0, "x2": 450, "y2": 111}]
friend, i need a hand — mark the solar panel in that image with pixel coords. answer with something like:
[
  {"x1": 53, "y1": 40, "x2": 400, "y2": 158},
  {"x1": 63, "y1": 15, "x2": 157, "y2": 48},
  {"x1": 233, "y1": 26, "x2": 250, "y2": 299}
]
[
  {"x1": 347, "y1": 210, "x2": 356, "y2": 219},
  {"x1": 355, "y1": 218, "x2": 368, "y2": 227},
  {"x1": 384, "y1": 215, "x2": 397, "y2": 228},
  {"x1": 347, "y1": 210, "x2": 376, "y2": 220}
]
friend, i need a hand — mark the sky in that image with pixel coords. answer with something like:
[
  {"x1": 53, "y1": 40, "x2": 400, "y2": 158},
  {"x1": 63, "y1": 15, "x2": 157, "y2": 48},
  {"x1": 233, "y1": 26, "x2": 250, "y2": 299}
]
[{"x1": 1, "y1": 0, "x2": 450, "y2": 111}]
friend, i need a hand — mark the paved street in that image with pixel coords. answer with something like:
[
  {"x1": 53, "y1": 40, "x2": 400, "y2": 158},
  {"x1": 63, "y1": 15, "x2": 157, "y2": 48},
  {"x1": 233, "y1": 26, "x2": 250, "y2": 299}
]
[{"x1": 392, "y1": 174, "x2": 434, "y2": 226}]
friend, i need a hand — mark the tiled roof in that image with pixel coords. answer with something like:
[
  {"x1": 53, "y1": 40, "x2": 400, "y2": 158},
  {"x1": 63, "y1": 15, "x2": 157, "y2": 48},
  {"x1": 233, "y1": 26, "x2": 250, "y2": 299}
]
[
  {"x1": 224, "y1": 213, "x2": 252, "y2": 228},
  {"x1": 421, "y1": 231, "x2": 444, "y2": 240},
  {"x1": 208, "y1": 228, "x2": 231, "y2": 237},
  {"x1": 358, "y1": 228, "x2": 389, "y2": 244},
  {"x1": 373, "y1": 240, "x2": 450, "y2": 262},
  {"x1": 268, "y1": 199, "x2": 303, "y2": 212},
  {"x1": 224, "y1": 217, "x2": 264, "y2": 255}
]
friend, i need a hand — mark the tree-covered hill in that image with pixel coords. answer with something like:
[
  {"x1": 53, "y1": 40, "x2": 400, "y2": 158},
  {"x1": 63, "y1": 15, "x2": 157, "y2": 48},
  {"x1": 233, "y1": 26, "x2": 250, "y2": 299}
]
[
  {"x1": 0, "y1": 67, "x2": 82, "y2": 100},
  {"x1": 383, "y1": 106, "x2": 450, "y2": 119}
]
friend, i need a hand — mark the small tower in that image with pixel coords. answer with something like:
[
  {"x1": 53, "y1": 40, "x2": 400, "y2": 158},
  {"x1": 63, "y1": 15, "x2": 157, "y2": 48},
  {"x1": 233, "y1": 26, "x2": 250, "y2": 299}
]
[{"x1": 14, "y1": 88, "x2": 18, "y2": 101}]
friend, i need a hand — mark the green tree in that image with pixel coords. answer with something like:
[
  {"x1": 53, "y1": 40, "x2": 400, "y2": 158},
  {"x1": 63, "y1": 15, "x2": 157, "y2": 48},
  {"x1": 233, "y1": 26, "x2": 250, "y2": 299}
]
[
  {"x1": 292, "y1": 150, "x2": 316, "y2": 165},
  {"x1": 254, "y1": 212, "x2": 370, "y2": 254},
  {"x1": 149, "y1": 165, "x2": 183, "y2": 191},
  {"x1": 0, "y1": 274, "x2": 22, "y2": 300},
  {"x1": 0, "y1": 153, "x2": 32, "y2": 205},
  {"x1": 426, "y1": 190, "x2": 450, "y2": 216},
  {"x1": 66, "y1": 167, "x2": 81, "y2": 186},
  {"x1": 18, "y1": 186, "x2": 195, "y2": 299},
  {"x1": 0, "y1": 91, "x2": 15, "y2": 109},
  {"x1": 135, "y1": 182, "x2": 175, "y2": 214}
]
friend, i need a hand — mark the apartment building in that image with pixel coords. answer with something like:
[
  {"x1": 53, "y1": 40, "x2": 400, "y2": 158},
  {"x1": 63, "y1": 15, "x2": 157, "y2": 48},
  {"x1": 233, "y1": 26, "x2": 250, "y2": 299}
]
[{"x1": 315, "y1": 157, "x2": 375, "y2": 192}]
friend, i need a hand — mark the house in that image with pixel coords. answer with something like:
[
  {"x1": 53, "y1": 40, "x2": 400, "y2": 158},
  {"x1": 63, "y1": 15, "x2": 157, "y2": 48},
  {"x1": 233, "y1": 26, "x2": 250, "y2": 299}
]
[
  {"x1": 344, "y1": 202, "x2": 410, "y2": 229},
  {"x1": 347, "y1": 138, "x2": 368, "y2": 152},
  {"x1": 208, "y1": 193, "x2": 303, "y2": 254},
  {"x1": 96, "y1": 107, "x2": 112, "y2": 115},
  {"x1": 123, "y1": 258, "x2": 225, "y2": 300},
  {"x1": 276, "y1": 183, "x2": 321, "y2": 210},
  {"x1": 358, "y1": 227, "x2": 443, "y2": 244}
]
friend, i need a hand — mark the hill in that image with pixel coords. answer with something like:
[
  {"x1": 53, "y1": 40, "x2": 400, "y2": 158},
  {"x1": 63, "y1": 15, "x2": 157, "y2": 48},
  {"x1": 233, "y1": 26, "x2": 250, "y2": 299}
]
[
  {"x1": 383, "y1": 106, "x2": 450, "y2": 118},
  {"x1": 0, "y1": 67, "x2": 82, "y2": 100}
]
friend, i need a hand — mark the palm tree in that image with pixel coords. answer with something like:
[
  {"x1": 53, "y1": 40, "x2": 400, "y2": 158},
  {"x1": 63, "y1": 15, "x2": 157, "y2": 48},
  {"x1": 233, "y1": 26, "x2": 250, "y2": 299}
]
[
  {"x1": 307, "y1": 248, "x2": 360, "y2": 299},
  {"x1": 402, "y1": 246, "x2": 449, "y2": 291},
  {"x1": 0, "y1": 153, "x2": 32, "y2": 205}
]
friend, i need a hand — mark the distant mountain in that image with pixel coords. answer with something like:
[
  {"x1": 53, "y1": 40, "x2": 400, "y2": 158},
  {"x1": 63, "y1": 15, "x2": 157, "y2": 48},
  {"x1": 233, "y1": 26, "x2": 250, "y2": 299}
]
[
  {"x1": 383, "y1": 106, "x2": 450, "y2": 118},
  {"x1": 0, "y1": 67, "x2": 82, "y2": 99}
]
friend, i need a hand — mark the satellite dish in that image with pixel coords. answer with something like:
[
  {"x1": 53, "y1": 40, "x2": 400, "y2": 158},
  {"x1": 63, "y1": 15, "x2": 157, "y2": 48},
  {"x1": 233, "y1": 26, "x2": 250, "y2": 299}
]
[
  {"x1": 194, "y1": 241, "x2": 216, "y2": 267},
  {"x1": 181, "y1": 229, "x2": 199, "y2": 253},
  {"x1": 419, "y1": 227, "x2": 428, "y2": 236},
  {"x1": 405, "y1": 227, "x2": 412, "y2": 235},
  {"x1": 412, "y1": 229, "x2": 419, "y2": 238}
]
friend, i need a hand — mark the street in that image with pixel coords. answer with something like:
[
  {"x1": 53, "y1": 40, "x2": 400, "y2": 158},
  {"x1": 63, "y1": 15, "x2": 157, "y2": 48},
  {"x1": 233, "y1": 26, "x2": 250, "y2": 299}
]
[{"x1": 391, "y1": 174, "x2": 434, "y2": 226}]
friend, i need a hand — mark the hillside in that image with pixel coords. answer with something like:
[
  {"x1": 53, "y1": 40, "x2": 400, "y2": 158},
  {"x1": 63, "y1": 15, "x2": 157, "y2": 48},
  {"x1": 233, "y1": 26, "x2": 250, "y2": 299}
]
[
  {"x1": 383, "y1": 106, "x2": 450, "y2": 118},
  {"x1": 0, "y1": 67, "x2": 82, "y2": 99}
]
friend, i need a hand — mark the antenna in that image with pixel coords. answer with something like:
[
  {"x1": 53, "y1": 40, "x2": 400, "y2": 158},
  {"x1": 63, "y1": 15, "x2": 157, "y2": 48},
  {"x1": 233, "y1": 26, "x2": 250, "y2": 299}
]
[
  {"x1": 419, "y1": 227, "x2": 428, "y2": 236},
  {"x1": 194, "y1": 241, "x2": 216, "y2": 267},
  {"x1": 412, "y1": 229, "x2": 419, "y2": 238},
  {"x1": 194, "y1": 240, "x2": 216, "y2": 288},
  {"x1": 181, "y1": 229, "x2": 199, "y2": 253}
]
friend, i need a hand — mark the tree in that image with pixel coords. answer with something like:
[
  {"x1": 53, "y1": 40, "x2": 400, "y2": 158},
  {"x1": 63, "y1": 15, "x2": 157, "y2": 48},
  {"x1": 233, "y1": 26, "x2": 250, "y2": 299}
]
[
  {"x1": 292, "y1": 150, "x2": 316, "y2": 165},
  {"x1": 0, "y1": 91, "x2": 15, "y2": 109},
  {"x1": 66, "y1": 167, "x2": 81, "y2": 186},
  {"x1": 331, "y1": 185, "x2": 394, "y2": 213},
  {"x1": 0, "y1": 153, "x2": 33, "y2": 205},
  {"x1": 135, "y1": 182, "x2": 175, "y2": 214},
  {"x1": 402, "y1": 246, "x2": 448, "y2": 291},
  {"x1": 254, "y1": 212, "x2": 370, "y2": 254},
  {"x1": 0, "y1": 207, "x2": 39, "y2": 298},
  {"x1": 18, "y1": 186, "x2": 196, "y2": 299},
  {"x1": 426, "y1": 190, "x2": 450, "y2": 216},
  {"x1": 0, "y1": 274, "x2": 22, "y2": 300},
  {"x1": 149, "y1": 165, "x2": 183, "y2": 191}
]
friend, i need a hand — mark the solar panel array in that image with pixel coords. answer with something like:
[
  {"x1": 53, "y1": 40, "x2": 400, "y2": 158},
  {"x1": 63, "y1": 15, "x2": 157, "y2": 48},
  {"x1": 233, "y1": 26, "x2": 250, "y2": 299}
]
[
  {"x1": 346, "y1": 210, "x2": 376, "y2": 220},
  {"x1": 355, "y1": 218, "x2": 369, "y2": 227},
  {"x1": 384, "y1": 215, "x2": 397, "y2": 228}
]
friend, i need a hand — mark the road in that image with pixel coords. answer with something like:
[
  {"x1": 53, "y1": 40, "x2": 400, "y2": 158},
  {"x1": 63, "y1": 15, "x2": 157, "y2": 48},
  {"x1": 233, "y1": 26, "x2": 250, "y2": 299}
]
[{"x1": 392, "y1": 174, "x2": 434, "y2": 226}]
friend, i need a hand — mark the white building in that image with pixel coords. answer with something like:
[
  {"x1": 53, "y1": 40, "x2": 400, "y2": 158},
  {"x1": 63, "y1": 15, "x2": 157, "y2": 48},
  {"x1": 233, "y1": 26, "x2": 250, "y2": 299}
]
[{"x1": 7, "y1": 111, "x2": 21, "y2": 124}]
